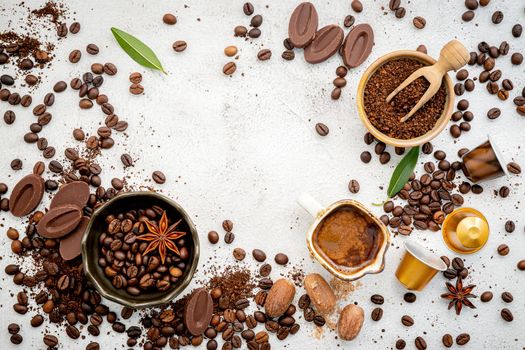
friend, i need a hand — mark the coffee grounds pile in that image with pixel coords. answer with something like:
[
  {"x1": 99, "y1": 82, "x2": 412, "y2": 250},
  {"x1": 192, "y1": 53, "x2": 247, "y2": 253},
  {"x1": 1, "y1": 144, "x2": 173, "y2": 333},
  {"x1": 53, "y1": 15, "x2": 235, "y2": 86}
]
[
  {"x1": 30, "y1": 0, "x2": 66, "y2": 24},
  {"x1": 208, "y1": 267, "x2": 255, "y2": 309},
  {"x1": 0, "y1": 31, "x2": 54, "y2": 67},
  {"x1": 364, "y1": 58, "x2": 447, "y2": 139}
]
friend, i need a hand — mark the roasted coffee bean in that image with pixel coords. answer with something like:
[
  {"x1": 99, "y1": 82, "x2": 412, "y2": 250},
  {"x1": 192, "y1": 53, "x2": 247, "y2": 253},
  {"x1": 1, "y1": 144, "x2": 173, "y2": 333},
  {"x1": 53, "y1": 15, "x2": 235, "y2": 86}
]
[
  {"x1": 208, "y1": 231, "x2": 219, "y2": 244},
  {"x1": 480, "y1": 290, "x2": 493, "y2": 303},
  {"x1": 517, "y1": 260, "x2": 525, "y2": 271},
  {"x1": 4, "y1": 110, "x2": 15, "y2": 124},
  {"x1": 282, "y1": 50, "x2": 295, "y2": 61},
  {"x1": 442, "y1": 334, "x2": 453, "y2": 347},
  {"x1": 371, "y1": 294, "x2": 384, "y2": 305},
  {"x1": 505, "y1": 220, "x2": 515, "y2": 233},
  {"x1": 413, "y1": 16, "x2": 426, "y2": 29},
  {"x1": 233, "y1": 248, "x2": 246, "y2": 261},
  {"x1": 252, "y1": 249, "x2": 266, "y2": 262},
  {"x1": 243, "y1": 2, "x2": 254, "y2": 15},
  {"x1": 501, "y1": 291, "x2": 513, "y2": 303},
  {"x1": 248, "y1": 28, "x2": 261, "y2": 38},
  {"x1": 401, "y1": 315, "x2": 414, "y2": 326},
  {"x1": 10, "y1": 334, "x2": 23, "y2": 344},
  {"x1": 103, "y1": 63, "x2": 118, "y2": 75},
  {"x1": 497, "y1": 244, "x2": 509, "y2": 256},
  {"x1": 371, "y1": 307, "x2": 383, "y2": 321},
  {"x1": 152, "y1": 170, "x2": 166, "y2": 184},
  {"x1": 443, "y1": 268, "x2": 457, "y2": 279},
  {"x1": 258, "y1": 278, "x2": 273, "y2": 289},
  {"x1": 379, "y1": 152, "x2": 391, "y2": 164},
  {"x1": 395, "y1": 7, "x2": 406, "y2": 18},
  {"x1": 395, "y1": 339, "x2": 406, "y2": 349},
  {"x1": 173, "y1": 41, "x2": 187, "y2": 52},
  {"x1": 487, "y1": 107, "x2": 501, "y2": 119},
  {"x1": 360, "y1": 151, "x2": 371, "y2": 163},
  {"x1": 69, "y1": 49, "x2": 82, "y2": 63},
  {"x1": 511, "y1": 53, "x2": 523, "y2": 65},
  {"x1": 415, "y1": 336, "x2": 427, "y2": 350},
  {"x1": 223, "y1": 62, "x2": 236, "y2": 75},
  {"x1": 257, "y1": 49, "x2": 271, "y2": 61},
  {"x1": 86, "y1": 43, "x2": 99, "y2": 55},
  {"x1": 11, "y1": 159, "x2": 23, "y2": 170},
  {"x1": 250, "y1": 14, "x2": 263, "y2": 27},
  {"x1": 348, "y1": 179, "x2": 360, "y2": 193},
  {"x1": 501, "y1": 308, "x2": 513, "y2": 322},
  {"x1": 492, "y1": 10, "x2": 503, "y2": 24},
  {"x1": 313, "y1": 315, "x2": 325, "y2": 326},
  {"x1": 224, "y1": 232, "x2": 235, "y2": 244},
  {"x1": 234, "y1": 26, "x2": 248, "y2": 37},
  {"x1": 43, "y1": 334, "x2": 58, "y2": 347},
  {"x1": 274, "y1": 253, "x2": 288, "y2": 265},
  {"x1": 315, "y1": 122, "x2": 329, "y2": 136},
  {"x1": 456, "y1": 333, "x2": 470, "y2": 345},
  {"x1": 344, "y1": 15, "x2": 355, "y2": 28},
  {"x1": 404, "y1": 292, "x2": 416, "y2": 303},
  {"x1": 507, "y1": 162, "x2": 521, "y2": 174}
]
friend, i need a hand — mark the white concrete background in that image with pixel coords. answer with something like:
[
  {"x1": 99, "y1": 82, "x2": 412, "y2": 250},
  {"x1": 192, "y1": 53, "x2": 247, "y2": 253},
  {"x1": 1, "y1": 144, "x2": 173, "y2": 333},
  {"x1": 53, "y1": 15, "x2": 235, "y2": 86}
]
[{"x1": 0, "y1": 0, "x2": 524, "y2": 349}]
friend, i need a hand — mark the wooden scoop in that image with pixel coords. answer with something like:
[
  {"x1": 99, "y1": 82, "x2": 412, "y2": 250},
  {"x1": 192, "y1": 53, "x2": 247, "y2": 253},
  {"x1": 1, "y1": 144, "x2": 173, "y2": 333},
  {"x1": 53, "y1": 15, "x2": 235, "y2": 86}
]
[{"x1": 386, "y1": 40, "x2": 470, "y2": 123}]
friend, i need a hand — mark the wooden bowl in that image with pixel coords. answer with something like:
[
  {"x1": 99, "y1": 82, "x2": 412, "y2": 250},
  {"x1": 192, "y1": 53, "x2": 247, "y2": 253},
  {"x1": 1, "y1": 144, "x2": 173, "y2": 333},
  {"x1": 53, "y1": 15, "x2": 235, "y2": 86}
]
[
  {"x1": 81, "y1": 191, "x2": 200, "y2": 308},
  {"x1": 356, "y1": 50, "x2": 455, "y2": 148}
]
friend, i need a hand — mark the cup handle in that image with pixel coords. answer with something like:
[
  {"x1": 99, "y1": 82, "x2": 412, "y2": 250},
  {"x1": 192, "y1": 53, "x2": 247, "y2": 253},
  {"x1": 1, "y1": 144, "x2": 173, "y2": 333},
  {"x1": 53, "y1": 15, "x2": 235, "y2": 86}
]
[{"x1": 297, "y1": 193, "x2": 324, "y2": 218}]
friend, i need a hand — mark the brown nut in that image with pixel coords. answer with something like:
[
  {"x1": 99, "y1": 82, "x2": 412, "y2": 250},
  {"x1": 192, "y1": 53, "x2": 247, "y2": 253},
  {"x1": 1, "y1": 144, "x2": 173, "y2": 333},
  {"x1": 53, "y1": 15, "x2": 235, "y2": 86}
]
[
  {"x1": 303, "y1": 273, "x2": 336, "y2": 315},
  {"x1": 337, "y1": 304, "x2": 364, "y2": 340},
  {"x1": 264, "y1": 278, "x2": 296, "y2": 318}
]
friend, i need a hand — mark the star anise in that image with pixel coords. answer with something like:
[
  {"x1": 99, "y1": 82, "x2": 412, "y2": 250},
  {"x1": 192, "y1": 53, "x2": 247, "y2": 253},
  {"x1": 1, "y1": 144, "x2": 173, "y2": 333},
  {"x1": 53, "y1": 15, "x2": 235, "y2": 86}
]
[
  {"x1": 441, "y1": 277, "x2": 477, "y2": 315},
  {"x1": 137, "y1": 211, "x2": 187, "y2": 264}
]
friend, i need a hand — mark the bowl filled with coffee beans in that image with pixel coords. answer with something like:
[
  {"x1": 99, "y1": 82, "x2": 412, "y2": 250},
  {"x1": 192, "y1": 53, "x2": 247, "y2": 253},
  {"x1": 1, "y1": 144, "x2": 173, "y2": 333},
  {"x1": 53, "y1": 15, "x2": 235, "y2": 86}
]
[
  {"x1": 81, "y1": 191, "x2": 199, "y2": 308},
  {"x1": 356, "y1": 50, "x2": 455, "y2": 147}
]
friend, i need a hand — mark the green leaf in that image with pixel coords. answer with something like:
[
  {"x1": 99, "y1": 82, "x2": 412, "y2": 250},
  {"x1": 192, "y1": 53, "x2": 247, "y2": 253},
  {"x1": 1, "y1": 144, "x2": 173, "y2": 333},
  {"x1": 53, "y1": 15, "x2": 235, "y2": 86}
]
[
  {"x1": 387, "y1": 146, "x2": 420, "y2": 198},
  {"x1": 111, "y1": 27, "x2": 166, "y2": 74}
]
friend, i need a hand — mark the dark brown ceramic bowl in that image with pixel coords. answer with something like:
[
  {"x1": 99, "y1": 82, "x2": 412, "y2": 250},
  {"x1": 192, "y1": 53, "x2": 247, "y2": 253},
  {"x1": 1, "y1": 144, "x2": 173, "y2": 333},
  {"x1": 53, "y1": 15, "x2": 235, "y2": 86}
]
[{"x1": 81, "y1": 191, "x2": 200, "y2": 308}]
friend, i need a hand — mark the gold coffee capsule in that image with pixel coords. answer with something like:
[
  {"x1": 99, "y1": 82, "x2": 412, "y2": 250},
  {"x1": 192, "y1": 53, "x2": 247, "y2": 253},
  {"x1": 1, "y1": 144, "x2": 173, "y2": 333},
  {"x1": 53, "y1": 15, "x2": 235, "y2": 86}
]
[
  {"x1": 442, "y1": 207, "x2": 489, "y2": 254},
  {"x1": 395, "y1": 241, "x2": 447, "y2": 291},
  {"x1": 461, "y1": 137, "x2": 508, "y2": 183}
]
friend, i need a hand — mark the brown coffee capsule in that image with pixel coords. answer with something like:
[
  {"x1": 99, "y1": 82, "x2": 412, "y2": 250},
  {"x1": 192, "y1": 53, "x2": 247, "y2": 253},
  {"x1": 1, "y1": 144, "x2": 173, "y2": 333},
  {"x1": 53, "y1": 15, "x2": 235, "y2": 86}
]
[
  {"x1": 37, "y1": 205, "x2": 83, "y2": 238},
  {"x1": 461, "y1": 138, "x2": 507, "y2": 183},
  {"x1": 184, "y1": 288, "x2": 213, "y2": 336},
  {"x1": 59, "y1": 216, "x2": 90, "y2": 260},
  {"x1": 342, "y1": 24, "x2": 374, "y2": 68},
  {"x1": 304, "y1": 24, "x2": 344, "y2": 64},
  {"x1": 50, "y1": 181, "x2": 91, "y2": 209},
  {"x1": 9, "y1": 174, "x2": 45, "y2": 217},
  {"x1": 288, "y1": 2, "x2": 319, "y2": 48}
]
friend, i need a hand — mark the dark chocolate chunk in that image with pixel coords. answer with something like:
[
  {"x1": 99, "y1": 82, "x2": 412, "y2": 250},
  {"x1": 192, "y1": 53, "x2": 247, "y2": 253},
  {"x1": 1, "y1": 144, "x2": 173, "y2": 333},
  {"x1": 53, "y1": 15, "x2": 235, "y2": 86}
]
[
  {"x1": 9, "y1": 174, "x2": 45, "y2": 217},
  {"x1": 59, "y1": 216, "x2": 90, "y2": 260},
  {"x1": 304, "y1": 24, "x2": 344, "y2": 64},
  {"x1": 50, "y1": 181, "x2": 90, "y2": 209},
  {"x1": 184, "y1": 288, "x2": 213, "y2": 336},
  {"x1": 37, "y1": 205, "x2": 83, "y2": 239},
  {"x1": 342, "y1": 23, "x2": 374, "y2": 68},
  {"x1": 288, "y1": 2, "x2": 319, "y2": 48}
]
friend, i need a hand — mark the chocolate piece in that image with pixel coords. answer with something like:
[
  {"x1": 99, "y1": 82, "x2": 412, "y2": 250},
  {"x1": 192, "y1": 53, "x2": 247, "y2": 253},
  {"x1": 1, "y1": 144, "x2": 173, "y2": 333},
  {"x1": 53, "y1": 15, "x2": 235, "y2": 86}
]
[
  {"x1": 9, "y1": 174, "x2": 45, "y2": 217},
  {"x1": 304, "y1": 25, "x2": 344, "y2": 64},
  {"x1": 184, "y1": 288, "x2": 213, "y2": 336},
  {"x1": 37, "y1": 205, "x2": 82, "y2": 239},
  {"x1": 342, "y1": 24, "x2": 374, "y2": 68},
  {"x1": 59, "y1": 216, "x2": 90, "y2": 260},
  {"x1": 50, "y1": 181, "x2": 90, "y2": 209},
  {"x1": 288, "y1": 2, "x2": 319, "y2": 48}
]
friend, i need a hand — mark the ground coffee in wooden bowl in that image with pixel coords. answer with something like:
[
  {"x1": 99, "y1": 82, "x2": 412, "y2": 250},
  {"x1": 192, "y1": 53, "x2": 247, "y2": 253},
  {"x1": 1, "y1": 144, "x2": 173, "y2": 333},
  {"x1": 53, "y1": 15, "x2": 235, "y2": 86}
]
[{"x1": 363, "y1": 58, "x2": 447, "y2": 140}]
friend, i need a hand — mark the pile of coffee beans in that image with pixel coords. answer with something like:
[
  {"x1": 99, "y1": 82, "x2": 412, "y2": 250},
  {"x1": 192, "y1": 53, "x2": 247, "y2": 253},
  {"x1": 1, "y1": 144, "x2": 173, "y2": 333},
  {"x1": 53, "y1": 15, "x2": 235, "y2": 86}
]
[
  {"x1": 380, "y1": 147, "x2": 465, "y2": 235},
  {"x1": 97, "y1": 206, "x2": 191, "y2": 295},
  {"x1": 4, "y1": 211, "x2": 118, "y2": 349}
]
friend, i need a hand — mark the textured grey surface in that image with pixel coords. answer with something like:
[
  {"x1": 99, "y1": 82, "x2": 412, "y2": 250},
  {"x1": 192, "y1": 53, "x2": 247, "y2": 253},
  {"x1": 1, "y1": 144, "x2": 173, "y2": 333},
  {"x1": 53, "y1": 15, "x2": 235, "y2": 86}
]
[{"x1": 0, "y1": 0, "x2": 524, "y2": 349}]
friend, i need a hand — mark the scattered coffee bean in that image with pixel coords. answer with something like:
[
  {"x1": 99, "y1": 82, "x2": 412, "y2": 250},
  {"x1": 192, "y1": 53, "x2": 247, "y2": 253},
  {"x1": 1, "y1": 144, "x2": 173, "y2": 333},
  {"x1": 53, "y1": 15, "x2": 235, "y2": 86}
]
[
  {"x1": 163, "y1": 13, "x2": 177, "y2": 25},
  {"x1": 315, "y1": 123, "x2": 329, "y2": 136}
]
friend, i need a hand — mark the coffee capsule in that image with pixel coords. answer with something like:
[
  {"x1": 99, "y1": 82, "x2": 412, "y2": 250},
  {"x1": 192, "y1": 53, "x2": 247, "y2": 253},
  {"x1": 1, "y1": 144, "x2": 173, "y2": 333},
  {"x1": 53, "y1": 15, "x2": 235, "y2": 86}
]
[
  {"x1": 461, "y1": 137, "x2": 508, "y2": 183},
  {"x1": 442, "y1": 208, "x2": 489, "y2": 254},
  {"x1": 395, "y1": 241, "x2": 447, "y2": 291}
]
